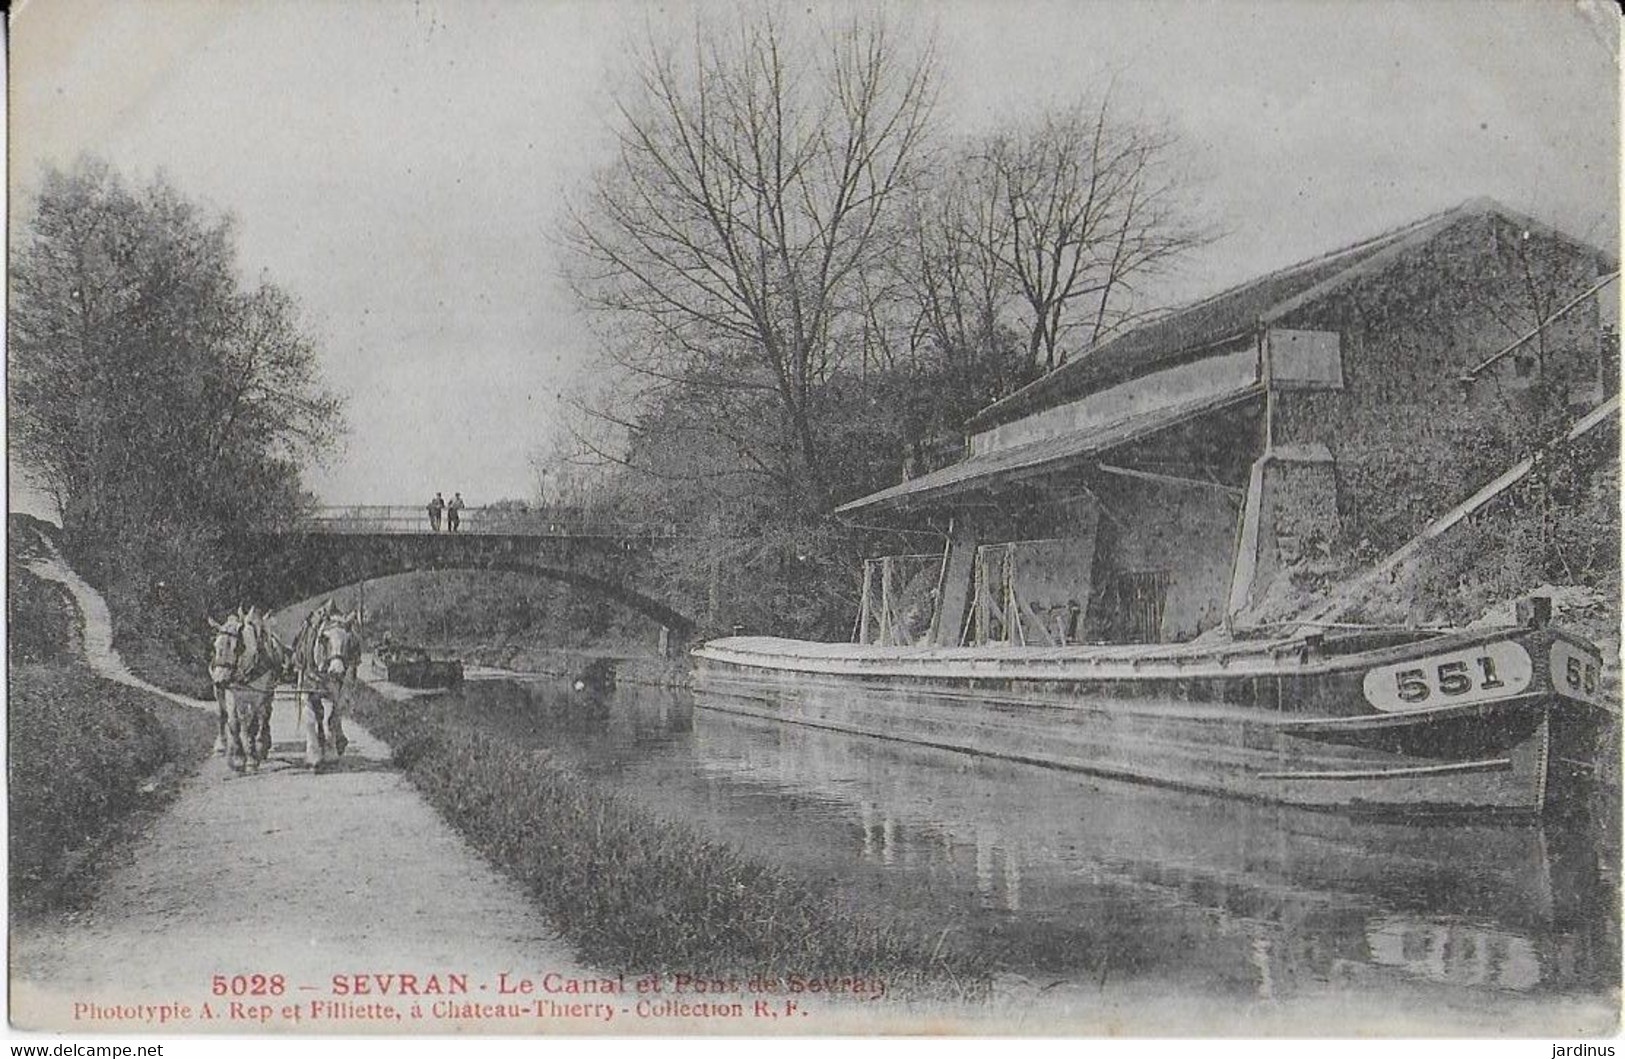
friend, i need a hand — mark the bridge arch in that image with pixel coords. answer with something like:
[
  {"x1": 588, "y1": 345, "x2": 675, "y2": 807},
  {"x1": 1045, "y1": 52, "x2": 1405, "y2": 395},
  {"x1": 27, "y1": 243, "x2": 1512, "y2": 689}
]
[{"x1": 231, "y1": 531, "x2": 695, "y2": 637}]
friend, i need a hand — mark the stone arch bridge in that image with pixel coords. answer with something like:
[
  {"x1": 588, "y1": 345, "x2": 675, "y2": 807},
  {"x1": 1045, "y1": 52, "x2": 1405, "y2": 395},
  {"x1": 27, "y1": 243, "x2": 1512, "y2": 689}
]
[{"x1": 229, "y1": 506, "x2": 695, "y2": 643}]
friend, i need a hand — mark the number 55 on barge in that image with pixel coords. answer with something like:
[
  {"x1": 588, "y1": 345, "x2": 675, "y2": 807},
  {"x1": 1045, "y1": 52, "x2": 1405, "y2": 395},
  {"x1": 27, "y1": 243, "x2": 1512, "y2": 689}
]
[{"x1": 696, "y1": 199, "x2": 1620, "y2": 819}]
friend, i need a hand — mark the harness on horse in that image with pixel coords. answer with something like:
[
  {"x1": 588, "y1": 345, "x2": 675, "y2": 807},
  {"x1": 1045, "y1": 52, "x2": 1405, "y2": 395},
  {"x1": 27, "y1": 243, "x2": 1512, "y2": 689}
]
[
  {"x1": 215, "y1": 621, "x2": 281, "y2": 691},
  {"x1": 291, "y1": 613, "x2": 355, "y2": 695}
]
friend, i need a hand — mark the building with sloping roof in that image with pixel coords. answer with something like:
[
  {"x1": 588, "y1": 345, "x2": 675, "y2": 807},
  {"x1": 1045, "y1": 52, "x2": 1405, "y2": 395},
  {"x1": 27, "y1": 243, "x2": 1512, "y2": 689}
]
[{"x1": 838, "y1": 198, "x2": 1617, "y2": 648}]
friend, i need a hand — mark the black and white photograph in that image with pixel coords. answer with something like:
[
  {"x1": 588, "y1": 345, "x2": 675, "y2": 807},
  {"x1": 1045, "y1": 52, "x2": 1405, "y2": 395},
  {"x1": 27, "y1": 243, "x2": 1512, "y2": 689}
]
[{"x1": 6, "y1": 0, "x2": 1620, "y2": 1042}]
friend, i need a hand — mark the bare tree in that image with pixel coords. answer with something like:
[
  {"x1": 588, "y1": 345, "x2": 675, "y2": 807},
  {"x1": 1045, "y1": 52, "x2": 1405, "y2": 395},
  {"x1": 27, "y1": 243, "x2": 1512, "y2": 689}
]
[
  {"x1": 563, "y1": 10, "x2": 937, "y2": 512},
  {"x1": 900, "y1": 162, "x2": 1031, "y2": 396},
  {"x1": 843, "y1": 169, "x2": 1035, "y2": 475},
  {"x1": 896, "y1": 176, "x2": 980, "y2": 360},
  {"x1": 969, "y1": 95, "x2": 1206, "y2": 371}
]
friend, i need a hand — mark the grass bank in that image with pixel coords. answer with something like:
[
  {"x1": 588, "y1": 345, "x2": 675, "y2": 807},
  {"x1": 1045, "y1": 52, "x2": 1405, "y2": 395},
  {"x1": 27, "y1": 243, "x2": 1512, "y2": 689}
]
[
  {"x1": 346, "y1": 683, "x2": 992, "y2": 999},
  {"x1": 8, "y1": 555, "x2": 218, "y2": 917}
]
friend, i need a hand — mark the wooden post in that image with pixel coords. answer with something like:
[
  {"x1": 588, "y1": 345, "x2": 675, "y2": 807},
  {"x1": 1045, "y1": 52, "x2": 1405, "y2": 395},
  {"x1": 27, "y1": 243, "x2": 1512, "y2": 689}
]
[
  {"x1": 973, "y1": 547, "x2": 991, "y2": 646},
  {"x1": 1226, "y1": 457, "x2": 1268, "y2": 621},
  {"x1": 1004, "y1": 547, "x2": 1020, "y2": 645},
  {"x1": 932, "y1": 517, "x2": 979, "y2": 647},
  {"x1": 1261, "y1": 331, "x2": 1276, "y2": 451},
  {"x1": 857, "y1": 560, "x2": 873, "y2": 644},
  {"x1": 878, "y1": 556, "x2": 895, "y2": 646}
]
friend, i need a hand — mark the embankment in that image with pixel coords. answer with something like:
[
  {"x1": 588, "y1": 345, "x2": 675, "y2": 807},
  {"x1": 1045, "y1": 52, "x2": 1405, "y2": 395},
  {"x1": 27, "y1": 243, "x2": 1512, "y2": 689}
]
[
  {"x1": 345, "y1": 682, "x2": 992, "y2": 1000},
  {"x1": 8, "y1": 542, "x2": 217, "y2": 918}
]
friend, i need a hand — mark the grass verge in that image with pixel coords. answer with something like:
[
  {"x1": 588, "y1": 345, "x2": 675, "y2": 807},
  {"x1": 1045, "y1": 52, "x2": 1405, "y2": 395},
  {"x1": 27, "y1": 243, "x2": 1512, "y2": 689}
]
[
  {"x1": 347, "y1": 683, "x2": 993, "y2": 1000},
  {"x1": 8, "y1": 553, "x2": 218, "y2": 918},
  {"x1": 9, "y1": 662, "x2": 217, "y2": 918},
  {"x1": 115, "y1": 637, "x2": 215, "y2": 700},
  {"x1": 8, "y1": 553, "x2": 77, "y2": 664}
]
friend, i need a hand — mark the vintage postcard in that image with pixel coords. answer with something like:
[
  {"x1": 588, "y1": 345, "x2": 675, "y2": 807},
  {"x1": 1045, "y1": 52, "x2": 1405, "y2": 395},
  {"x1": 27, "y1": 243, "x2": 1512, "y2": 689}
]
[{"x1": 6, "y1": 0, "x2": 1620, "y2": 1045}]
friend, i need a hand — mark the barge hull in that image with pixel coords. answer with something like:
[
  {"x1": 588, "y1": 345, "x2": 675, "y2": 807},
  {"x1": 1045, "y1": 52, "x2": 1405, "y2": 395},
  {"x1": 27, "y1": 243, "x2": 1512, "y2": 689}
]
[{"x1": 693, "y1": 626, "x2": 1609, "y2": 819}]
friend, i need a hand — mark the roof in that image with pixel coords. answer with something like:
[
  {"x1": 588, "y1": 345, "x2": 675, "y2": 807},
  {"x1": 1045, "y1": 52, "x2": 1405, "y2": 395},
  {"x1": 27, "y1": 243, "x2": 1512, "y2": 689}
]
[
  {"x1": 836, "y1": 383, "x2": 1264, "y2": 515},
  {"x1": 965, "y1": 197, "x2": 1614, "y2": 434}
]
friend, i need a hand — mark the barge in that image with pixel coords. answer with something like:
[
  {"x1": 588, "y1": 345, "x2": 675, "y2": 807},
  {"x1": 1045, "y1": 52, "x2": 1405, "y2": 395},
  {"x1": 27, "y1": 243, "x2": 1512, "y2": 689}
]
[
  {"x1": 693, "y1": 605, "x2": 1611, "y2": 817},
  {"x1": 693, "y1": 202, "x2": 1619, "y2": 820}
]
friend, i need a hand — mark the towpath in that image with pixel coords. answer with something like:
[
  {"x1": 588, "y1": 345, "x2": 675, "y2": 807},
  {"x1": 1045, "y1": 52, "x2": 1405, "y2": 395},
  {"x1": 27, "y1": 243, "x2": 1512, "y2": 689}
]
[
  {"x1": 18, "y1": 541, "x2": 1608, "y2": 1036},
  {"x1": 10, "y1": 539, "x2": 595, "y2": 1033}
]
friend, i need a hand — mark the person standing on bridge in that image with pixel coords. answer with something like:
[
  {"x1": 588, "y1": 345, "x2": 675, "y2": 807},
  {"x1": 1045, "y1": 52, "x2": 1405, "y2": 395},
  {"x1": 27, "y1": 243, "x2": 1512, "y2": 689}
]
[
  {"x1": 447, "y1": 492, "x2": 464, "y2": 532},
  {"x1": 427, "y1": 492, "x2": 445, "y2": 532}
]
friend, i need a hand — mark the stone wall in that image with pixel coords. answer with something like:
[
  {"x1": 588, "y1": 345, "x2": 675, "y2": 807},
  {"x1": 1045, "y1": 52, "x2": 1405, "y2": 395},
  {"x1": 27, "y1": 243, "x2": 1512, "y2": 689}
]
[{"x1": 1269, "y1": 209, "x2": 1609, "y2": 556}]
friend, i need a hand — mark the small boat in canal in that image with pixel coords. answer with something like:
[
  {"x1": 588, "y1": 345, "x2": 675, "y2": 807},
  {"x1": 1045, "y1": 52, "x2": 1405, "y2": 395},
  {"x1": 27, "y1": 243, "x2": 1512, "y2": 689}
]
[
  {"x1": 693, "y1": 600, "x2": 1611, "y2": 819},
  {"x1": 376, "y1": 643, "x2": 464, "y2": 689}
]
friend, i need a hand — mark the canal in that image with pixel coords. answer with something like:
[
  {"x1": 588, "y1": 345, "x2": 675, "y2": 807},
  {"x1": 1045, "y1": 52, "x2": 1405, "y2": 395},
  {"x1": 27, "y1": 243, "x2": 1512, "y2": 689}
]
[{"x1": 440, "y1": 668, "x2": 1619, "y2": 1010}]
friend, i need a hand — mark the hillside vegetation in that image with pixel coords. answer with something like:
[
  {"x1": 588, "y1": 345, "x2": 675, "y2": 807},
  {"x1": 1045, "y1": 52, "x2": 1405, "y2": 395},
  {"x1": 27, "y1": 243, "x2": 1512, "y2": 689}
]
[{"x1": 8, "y1": 520, "x2": 216, "y2": 917}]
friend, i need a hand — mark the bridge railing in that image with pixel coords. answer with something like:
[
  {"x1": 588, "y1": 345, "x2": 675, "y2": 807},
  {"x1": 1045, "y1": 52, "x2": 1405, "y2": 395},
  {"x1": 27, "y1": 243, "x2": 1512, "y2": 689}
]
[{"x1": 300, "y1": 505, "x2": 675, "y2": 538}]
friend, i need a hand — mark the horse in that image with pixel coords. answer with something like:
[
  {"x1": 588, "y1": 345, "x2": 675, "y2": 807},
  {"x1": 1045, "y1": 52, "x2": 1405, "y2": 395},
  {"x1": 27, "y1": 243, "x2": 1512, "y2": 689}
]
[
  {"x1": 291, "y1": 603, "x2": 361, "y2": 770},
  {"x1": 207, "y1": 607, "x2": 288, "y2": 773}
]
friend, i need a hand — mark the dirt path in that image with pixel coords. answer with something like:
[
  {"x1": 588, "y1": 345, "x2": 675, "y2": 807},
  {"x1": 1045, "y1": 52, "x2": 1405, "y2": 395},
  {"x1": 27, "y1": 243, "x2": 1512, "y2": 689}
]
[
  {"x1": 20, "y1": 538, "x2": 201, "y2": 710},
  {"x1": 10, "y1": 545, "x2": 598, "y2": 1034}
]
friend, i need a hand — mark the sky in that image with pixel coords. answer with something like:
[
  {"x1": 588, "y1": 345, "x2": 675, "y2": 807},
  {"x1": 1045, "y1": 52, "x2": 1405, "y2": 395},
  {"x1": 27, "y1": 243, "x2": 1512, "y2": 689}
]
[{"x1": 8, "y1": 0, "x2": 1620, "y2": 510}]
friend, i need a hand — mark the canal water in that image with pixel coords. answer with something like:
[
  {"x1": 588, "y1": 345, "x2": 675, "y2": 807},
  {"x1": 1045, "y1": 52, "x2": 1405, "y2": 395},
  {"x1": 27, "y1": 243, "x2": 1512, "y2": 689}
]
[{"x1": 442, "y1": 669, "x2": 1619, "y2": 1010}]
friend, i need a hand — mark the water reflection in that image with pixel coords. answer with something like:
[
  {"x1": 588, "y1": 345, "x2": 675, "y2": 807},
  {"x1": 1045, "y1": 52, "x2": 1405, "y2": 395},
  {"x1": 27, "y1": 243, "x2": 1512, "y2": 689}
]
[
  {"x1": 1364, "y1": 917, "x2": 1541, "y2": 991},
  {"x1": 443, "y1": 673, "x2": 1618, "y2": 1002}
]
